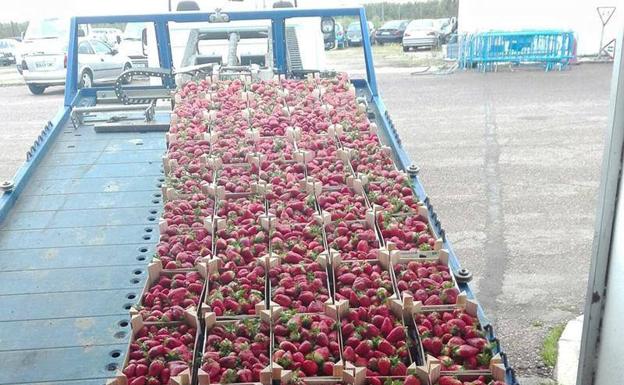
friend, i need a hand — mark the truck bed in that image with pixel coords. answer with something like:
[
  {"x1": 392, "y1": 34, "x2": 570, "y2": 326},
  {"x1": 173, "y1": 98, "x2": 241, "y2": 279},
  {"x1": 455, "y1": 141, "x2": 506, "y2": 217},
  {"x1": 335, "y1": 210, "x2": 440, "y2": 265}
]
[{"x1": 0, "y1": 103, "x2": 167, "y2": 384}]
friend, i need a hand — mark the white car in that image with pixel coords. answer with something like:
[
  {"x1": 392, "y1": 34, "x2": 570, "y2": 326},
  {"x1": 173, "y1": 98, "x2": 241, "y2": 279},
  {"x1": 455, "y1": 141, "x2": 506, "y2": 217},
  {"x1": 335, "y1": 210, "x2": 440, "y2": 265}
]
[
  {"x1": 402, "y1": 19, "x2": 440, "y2": 51},
  {"x1": 20, "y1": 17, "x2": 133, "y2": 94},
  {"x1": 118, "y1": 23, "x2": 149, "y2": 68}
]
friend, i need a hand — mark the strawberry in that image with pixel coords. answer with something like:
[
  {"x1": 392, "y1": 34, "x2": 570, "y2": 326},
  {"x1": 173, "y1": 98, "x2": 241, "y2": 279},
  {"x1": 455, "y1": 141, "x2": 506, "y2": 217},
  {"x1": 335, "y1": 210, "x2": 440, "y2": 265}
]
[
  {"x1": 438, "y1": 377, "x2": 463, "y2": 385},
  {"x1": 404, "y1": 375, "x2": 421, "y2": 385},
  {"x1": 343, "y1": 346, "x2": 356, "y2": 361},
  {"x1": 386, "y1": 326, "x2": 405, "y2": 343},
  {"x1": 377, "y1": 357, "x2": 391, "y2": 375},
  {"x1": 377, "y1": 339, "x2": 395, "y2": 355},
  {"x1": 322, "y1": 361, "x2": 334, "y2": 376},
  {"x1": 301, "y1": 359, "x2": 318, "y2": 376},
  {"x1": 354, "y1": 340, "x2": 371, "y2": 356},
  {"x1": 130, "y1": 377, "x2": 146, "y2": 385},
  {"x1": 455, "y1": 344, "x2": 479, "y2": 358}
]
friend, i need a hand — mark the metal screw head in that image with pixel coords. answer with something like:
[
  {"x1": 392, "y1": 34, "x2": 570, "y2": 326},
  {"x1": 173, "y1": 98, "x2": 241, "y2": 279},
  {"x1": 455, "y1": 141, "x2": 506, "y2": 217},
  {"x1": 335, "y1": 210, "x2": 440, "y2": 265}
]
[
  {"x1": 455, "y1": 268, "x2": 473, "y2": 283},
  {"x1": 407, "y1": 164, "x2": 420, "y2": 177},
  {"x1": 0, "y1": 180, "x2": 14, "y2": 192}
]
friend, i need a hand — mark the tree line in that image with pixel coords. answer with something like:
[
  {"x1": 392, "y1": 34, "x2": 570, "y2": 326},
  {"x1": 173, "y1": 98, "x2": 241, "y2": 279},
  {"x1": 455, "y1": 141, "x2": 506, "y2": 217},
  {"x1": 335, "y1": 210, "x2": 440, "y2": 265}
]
[{"x1": 364, "y1": 0, "x2": 459, "y2": 26}]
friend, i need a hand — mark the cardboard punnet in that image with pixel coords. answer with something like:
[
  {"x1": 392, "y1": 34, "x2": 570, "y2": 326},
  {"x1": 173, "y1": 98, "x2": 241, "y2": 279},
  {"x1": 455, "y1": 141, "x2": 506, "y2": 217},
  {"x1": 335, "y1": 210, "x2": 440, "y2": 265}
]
[
  {"x1": 376, "y1": 207, "x2": 443, "y2": 258},
  {"x1": 267, "y1": 251, "x2": 333, "y2": 311},
  {"x1": 421, "y1": 353, "x2": 506, "y2": 385},
  {"x1": 390, "y1": 249, "x2": 462, "y2": 310},
  {"x1": 130, "y1": 260, "x2": 209, "y2": 323},
  {"x1": 331, "y1": 252, "x2": 399, "y2": 308},
  {"x1": 107, "y1": 308, "x2": 200, "y2": 385},
  {"x1": 202, "y1": 256, "x2": 269, "y2": 319},
  {"x1": 196, "y1": 312, "x2": 273, "y2": 385},
  {"x1": 335, "y1": 299, "x2": 419, "y2": 376},
  {"x1": 409, "y1": 297, "x2": 502, "y2": 376},
  {"x1": 268, "y1": 305, "x2": 345, "y2": 380},
  {"x1": 325, "y1": 213, "x2": 383, "y2": 254}
]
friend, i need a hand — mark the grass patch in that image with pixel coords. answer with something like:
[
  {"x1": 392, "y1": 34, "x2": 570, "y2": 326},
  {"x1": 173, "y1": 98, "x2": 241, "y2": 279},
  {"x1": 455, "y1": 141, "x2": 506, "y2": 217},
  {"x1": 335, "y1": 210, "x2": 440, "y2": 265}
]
[
  {"x1": 532, "y1": 320, "x2": 544, "y2": 327},
  {"x1": 542, "y1": 324, "x2": 565, "y2": 367}
]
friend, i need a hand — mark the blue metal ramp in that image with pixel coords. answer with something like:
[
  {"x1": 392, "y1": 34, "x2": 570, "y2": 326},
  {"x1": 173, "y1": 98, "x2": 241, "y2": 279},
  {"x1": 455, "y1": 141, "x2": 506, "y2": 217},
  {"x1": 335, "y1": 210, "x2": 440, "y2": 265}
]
[{"x1": 0, "y1": 113, "x2": 165, "y2": 384}]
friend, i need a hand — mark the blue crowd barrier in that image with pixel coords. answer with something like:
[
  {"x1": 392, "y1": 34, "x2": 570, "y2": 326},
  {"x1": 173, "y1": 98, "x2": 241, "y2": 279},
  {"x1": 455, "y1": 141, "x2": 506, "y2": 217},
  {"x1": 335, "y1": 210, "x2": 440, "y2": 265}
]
[{"x1": 456, "y1": 30, "x2": 575, "y2": 71}]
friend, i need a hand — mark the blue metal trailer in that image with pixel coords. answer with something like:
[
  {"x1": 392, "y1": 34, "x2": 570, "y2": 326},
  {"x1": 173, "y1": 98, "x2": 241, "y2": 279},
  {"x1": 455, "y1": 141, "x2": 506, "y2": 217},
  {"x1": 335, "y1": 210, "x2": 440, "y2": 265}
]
[{"x1": 0, "y1": 8, "x2": 518, "y2": 385}]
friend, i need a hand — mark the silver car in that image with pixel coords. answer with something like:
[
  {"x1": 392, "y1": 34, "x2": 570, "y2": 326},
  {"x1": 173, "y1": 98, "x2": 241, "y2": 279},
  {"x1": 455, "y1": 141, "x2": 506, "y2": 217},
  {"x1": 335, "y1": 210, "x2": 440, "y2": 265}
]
[
  {"x1": 402, "y1": 19, "x2": 440, "y2": 51},
  {"x1": 21, "y1": 17, "x2": 133, "y2": 95}
]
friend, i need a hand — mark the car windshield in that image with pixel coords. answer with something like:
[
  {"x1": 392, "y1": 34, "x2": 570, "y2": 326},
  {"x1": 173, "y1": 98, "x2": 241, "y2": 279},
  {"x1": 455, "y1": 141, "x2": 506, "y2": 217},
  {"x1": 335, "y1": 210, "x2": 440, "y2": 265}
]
[
  {"x1": 381, "y1": 20, "x2": 405, "y2": 29},
  {"x1": 408, "y1": 19, "x2": 435, "y2": 30},
  {"x1": 24, "y1": 18, "x2": 68, "y2": 39},
  {"x1": 124, "y1": 23, "x2": 145, "y2": 40},
  {"x1": 347, "y1": 23, "x2": 360, "y2": 32}
]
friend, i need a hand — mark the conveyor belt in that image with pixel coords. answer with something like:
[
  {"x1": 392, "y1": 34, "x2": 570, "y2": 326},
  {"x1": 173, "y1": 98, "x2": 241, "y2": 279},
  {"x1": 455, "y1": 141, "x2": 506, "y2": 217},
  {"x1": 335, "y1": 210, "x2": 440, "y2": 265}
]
[{"x1": 0, "y1": 106, "x2": 168, "y2": 384}]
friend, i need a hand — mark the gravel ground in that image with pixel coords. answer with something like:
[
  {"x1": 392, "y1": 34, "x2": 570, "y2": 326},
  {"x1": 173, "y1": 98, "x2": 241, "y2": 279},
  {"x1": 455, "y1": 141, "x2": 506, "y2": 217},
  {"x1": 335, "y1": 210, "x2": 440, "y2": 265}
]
[
  {"x1": 0, "y1": 63, "x2": 613, "y2": 383},
  {"x1": 377, "y1": 63, "x2": 612, "y2": 382}
]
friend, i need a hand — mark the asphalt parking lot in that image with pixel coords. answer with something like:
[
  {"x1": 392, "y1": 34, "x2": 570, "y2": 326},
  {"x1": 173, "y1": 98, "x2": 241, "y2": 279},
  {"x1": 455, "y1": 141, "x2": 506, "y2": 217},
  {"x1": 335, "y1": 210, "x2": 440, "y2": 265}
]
[{"x1": 0, "y1": 62, "x2": 613, "y2": 383}]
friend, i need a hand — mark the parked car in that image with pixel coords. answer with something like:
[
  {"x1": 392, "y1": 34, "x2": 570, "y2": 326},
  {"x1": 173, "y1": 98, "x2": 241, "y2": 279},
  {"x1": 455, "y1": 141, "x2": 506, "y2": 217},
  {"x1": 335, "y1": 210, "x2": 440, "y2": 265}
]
[
  {"x1": 335, "y1": 23, "x2": 346, "y2": 49},
  {"x1": 346, "y1": 21, "x2": 375, "y2": 46},
  {"x1": 402, "y1": 19, "x2": 440, "y2": 51},
  {"x1": 375, "y1": 20, "x2": 408, "y2": 45},
  {"x1": 118, "y1": 23, "x2": 149, "y2": 67},
  {"x1": 22, "y1": 37, "x2": 132, "y2": 95},
  {"x1": 0, "y1": 39, "x2": 18, "y2": 66},
  {"x1": 90, "y1": 27, "x2": 123, "y2": 47}
]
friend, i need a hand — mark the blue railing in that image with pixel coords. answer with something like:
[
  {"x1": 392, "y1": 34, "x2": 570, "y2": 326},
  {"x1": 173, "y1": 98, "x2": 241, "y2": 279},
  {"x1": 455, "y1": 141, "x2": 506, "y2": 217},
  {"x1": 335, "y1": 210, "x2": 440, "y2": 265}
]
[{"x1": 457, "y1": 30, "x2": 575, "y2": 71}]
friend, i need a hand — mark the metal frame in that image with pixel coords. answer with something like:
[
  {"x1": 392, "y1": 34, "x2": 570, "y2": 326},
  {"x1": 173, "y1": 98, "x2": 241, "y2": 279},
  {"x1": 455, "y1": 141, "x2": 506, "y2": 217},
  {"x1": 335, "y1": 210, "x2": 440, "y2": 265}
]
[
  {"x1": 577, "y1": 29, "x2": 624, "y2": 385},
  {"x1": 64, "y1": 7, "x2": 380, "y2": 105},
  {"x1": 0, "y1": 7, "x2": 515, "y2": 384}
]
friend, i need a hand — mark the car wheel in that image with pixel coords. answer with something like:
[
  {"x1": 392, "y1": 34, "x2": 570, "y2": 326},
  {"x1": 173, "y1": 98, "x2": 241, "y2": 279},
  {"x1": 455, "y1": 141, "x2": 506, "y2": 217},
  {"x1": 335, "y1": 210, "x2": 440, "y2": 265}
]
[
  {"x1": 79, "y1": 70, "x2": 93, "y2": 89},
  {"x1": 403, "y1": 45, "x2": 409, "y2": 52},
  {"x1": 121, "y1": 63, "x2": 132, "y2": 84},
  {"x1": 27, "y1": 84, "x2": 46, "y2": 95}
]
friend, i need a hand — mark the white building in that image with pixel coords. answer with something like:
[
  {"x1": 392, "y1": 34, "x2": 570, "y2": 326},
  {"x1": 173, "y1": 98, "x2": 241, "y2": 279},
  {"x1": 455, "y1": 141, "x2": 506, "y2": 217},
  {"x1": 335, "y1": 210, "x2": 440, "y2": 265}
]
[{"x1": 458, "y1": 0, "x2": 621, "y2": 56}]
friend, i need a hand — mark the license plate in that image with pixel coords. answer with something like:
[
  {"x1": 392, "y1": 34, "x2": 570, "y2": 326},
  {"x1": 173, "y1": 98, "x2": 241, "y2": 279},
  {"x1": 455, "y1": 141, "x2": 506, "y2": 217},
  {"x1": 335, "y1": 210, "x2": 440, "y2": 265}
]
[
  {"x1": 381, "y1": 32, "x2": 390, "y2": 35},
  {"x1": 351, "y1": 38, "x2": 361, "y2": 42},
  {"x1": 35, "y1": 61, "x2": 54, "y2": 69}
]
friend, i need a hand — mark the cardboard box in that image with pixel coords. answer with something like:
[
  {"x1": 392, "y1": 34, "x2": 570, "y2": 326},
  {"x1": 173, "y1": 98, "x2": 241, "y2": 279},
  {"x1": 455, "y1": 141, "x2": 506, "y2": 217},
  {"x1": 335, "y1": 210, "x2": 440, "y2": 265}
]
[
  {"x1": 196, "y1": 312, "x2": 273, "y2": 385},
  {"x1": 107, "y1": 309, "x2": 200, "y2": 385}
]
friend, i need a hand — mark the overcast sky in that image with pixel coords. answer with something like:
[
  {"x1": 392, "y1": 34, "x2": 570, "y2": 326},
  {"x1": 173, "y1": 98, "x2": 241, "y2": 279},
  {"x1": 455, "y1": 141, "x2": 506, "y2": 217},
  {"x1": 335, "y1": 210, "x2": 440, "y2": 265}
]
[{"x1": 0, "y1": 0, "x2": 419, "y2": 22}]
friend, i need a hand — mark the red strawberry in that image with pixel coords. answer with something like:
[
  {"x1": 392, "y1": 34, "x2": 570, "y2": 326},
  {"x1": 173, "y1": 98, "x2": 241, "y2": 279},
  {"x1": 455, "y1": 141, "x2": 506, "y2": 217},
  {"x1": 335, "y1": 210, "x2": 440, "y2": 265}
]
[
  {"x1": 130, "y1": 377, "x2": 146, "y2": 385},
  {"x1": 404, "y1": 375, "x2": 421, "y2": 385},
  {"x1": 378, "y1": 339, "x2": 395, "y2": 355},
  {"x1": 301, "y1": 359, "x2": 318, "y2": 376},
  {"x1": 148, "y1": 360, "x2": 165, "y2": 376},
  {"x1": 354, "y1": 340, "x2": 371, "y2": 356},
  {"x1": 386, "y1": 326, "x2": 405, "y2": 343},
  {"x1": 380, "y1": 317, "x2": 393, "y2": 335},
  {"x1": 343, "y1": 346, "x2": 356, "y2": 361},
  {"x1": 220, "y1": 270, "x2": 236, "y2": 283},
  {"x1": 455, "y1": 344, "x2": 479, "y2": 358},
  {"x1": 438, "y1": 377, "x2": 463, "y2": 385},
  {"x1": 390, "y1": 361, "x2": 407, "y2": 376},
  {"x1": 322, "y1": 361, "x2": 334, "y2": 376},
  {"x1": 135, "y1": 364, "x2": 148, "y2": 376},
  {"x1": 378, "y1": 357, "x2": 391, "y2": 375}
]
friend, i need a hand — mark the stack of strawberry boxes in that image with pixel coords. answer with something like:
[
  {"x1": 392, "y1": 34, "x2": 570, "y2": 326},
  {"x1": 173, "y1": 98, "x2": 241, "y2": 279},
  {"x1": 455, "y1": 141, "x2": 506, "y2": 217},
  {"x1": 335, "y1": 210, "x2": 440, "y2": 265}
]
[{"x1": 106, "y1": 72, "x2": 509, "y2": 385}]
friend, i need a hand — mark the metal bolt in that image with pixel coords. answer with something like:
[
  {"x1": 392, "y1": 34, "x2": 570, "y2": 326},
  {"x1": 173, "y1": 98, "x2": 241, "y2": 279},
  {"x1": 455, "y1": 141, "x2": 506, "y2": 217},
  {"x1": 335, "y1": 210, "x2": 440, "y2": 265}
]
[
  {"x1": 454, "y1": 268, "x2": 473, "y2": 283},
  {"x1": 1, "y1": 180, "x2": 14, "y2": 192},
  {"x1": 407, "y1": 164, "x2": 420, "y2": 177}
]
